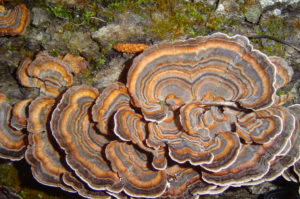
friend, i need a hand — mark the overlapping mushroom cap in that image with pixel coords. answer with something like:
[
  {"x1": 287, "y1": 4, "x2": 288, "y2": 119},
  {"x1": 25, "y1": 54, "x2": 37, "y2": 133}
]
[
  {"x1": 0, "y1": 4, "x2": 30, "y2": 36},
  {"x1": 128, "y1": 33, "x2": 278, "y2": 121},
  {"x1": 0, "y1": 93, "x2": 26, "y2": 160},
  {"x1": 17, "y1": 52, "x2": 87, "y2": 97},
  {"x1": 0, "y1": 33, "x2": 299, "y2": 199}
]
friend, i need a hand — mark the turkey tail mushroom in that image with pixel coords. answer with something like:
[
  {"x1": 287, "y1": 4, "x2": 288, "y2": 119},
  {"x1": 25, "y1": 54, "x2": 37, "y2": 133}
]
[
  {"x1": 1, "y1": 33, "x2": 300, "y2": 199},
  {"x1": 0, "y1": 93, "x2": 26, "y2": 160},
  {"x1": 50, "y1": 85, "x2": 122, "y2": 192},
  {"x1": 0, "y1": 4, "x2": 30, "y2": 36},
  {"x1": 17, "y1": 52, "x2": 88, "y2": 97}
]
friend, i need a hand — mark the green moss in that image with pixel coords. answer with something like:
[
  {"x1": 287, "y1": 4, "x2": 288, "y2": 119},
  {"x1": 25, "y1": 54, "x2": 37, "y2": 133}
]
[
  {"x1": 78, "y1": 46, "x2": 110, "y2": 84},
  {"x1": 18, "y1": 186, "x2": 77, "y2": 199},
  {"x1": 79, "y1": 59, "x2": 105, "y2": 84},
  {"x1": 94, "y1": 48, "x2": 109, "y2": 70},
  {"x1": 49, "y1": 49, "x2": 60, "y2": 57},
  {"x1": 95, "y1": 58, "x2": 106, "y2": 66},
  {"x1": 47, "y1": 4, "x2": 72, "y2": 19},
  {"x1": 262, "y1": 42, "x2": 285, "y2": 57},
  {"x1": 0, "y1": 160, "x2": 78, "y2": 199},
  {"x1": 100, "y1": 0, "x2": 244, "y2": 39},
  {"x1": 107, "y1": 0, "x2": 142, "y2": 12},
  {"x1": 3, "y1": 45, "x2": 18, "y2": 51},
  {"x1": 262, "y1": 15, "x2": 285, "y2": 34},
  {"x1": 277, "y1": 90, "x2": 287, "y2": 96},
  {"x1": 146, "y1": 1, "x2": 207, "y2": 39},
  {"x1": 251, "y1": 39, "x2": 285, "y2": 57},
  {"x1": 60, "y1": 23, "x2": 77, "y2": 31},
  {"x1": 83, "y1": 10, "x2": 97, "y2": 23},
  {"x1": 46, "y1": 1, "x2": 102, "y2": 30},
  {"x1": 250, "y1": 15, "x2": 287, "y2": 57},
  {"x1": 72, "y1": 8, "x2": 98, "y2": 26},
  {"x1": 152, "y1": 1, "x2": 214, "y2": 38},
  {"x1": 20, "y1": 49, "x2": 34, "y2": 59},
  {"x1": 44, "y1": 0, "x2": 243, "y2": 40},
  {"x1": 158, "y1": 99, "x2": 167, "y2": 105},
  {"x1": 0, "y1": 162, "x2": 21, "y2": 187}
]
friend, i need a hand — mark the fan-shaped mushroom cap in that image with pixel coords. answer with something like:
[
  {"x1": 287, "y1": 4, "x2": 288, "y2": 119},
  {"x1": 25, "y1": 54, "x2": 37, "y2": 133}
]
[
  {"x1": 27, "y1": 131, "x2": 113, "y2": 198},
  {"x1": 17, "y1": 57, "x2": 43, "y2": 89},
  {"x1": 202, "y1": 106, "x2": 297, "y2": 186},
  {"x1": 147, "y1": 111, "x2": 182, "y2": 146},
  {"x1": 127, "y1": 33, "x2": 276, "y2": 122},
  {"x1": 114, "y1": 108, "x2": 146, "y2": 142},
  {"x1": 202, "y1": 144, "x2": 272, "y2": 186},
  {"x1": 11, "y1": 98, "x2": 32, "y2": 130},
  {"x1": 17, "y1": 52, "x2": 76, "y2": 97},
  {"x1": 0, "y1": 93, "x2": 26, "y2": 160},
  {"x1": 114, "y1": 107, "x2": 168, "y2": 170},
  {"x1": 25, "y1": 93, "x2": 112, "y2": 197},
  {"x1": 167, "y1": 130, "x2": 241, "y2": 171},
  {"x1": 27, "y1": 96, "x2": 55, "y2": 133},
  {"x1": 25, "y1": 132, "x2": 74, "y2": 192},
  {"x1": 0, "y1": 4, "x2": 30, "y2": 36},
  {"x1": 62, "y1": 173, "x2": 111, "y2": 199},
  {"x1": 105, "y1": 141, "x2": 167, "y2": 198},
  {"x1": 51, "y1": 85, "x2": 122, "y2": 191},
  {"x1": 24, "y1": 94, "x2": 74, "y2": 191},
  {"x1": 180, "y1": 100, "x2": 237, "y2": 137},
  {"x1": 269, "y1": 56, "x2": 293, "y2": 90},
  {"x1": 162, "y1": 165, "x2": 214, "y2": 198},
  {"x1": 251, "y1": 104, "x2": 300, "y2": 184},
  {"x1": 27, "y1": 52, "x2": 73, "y2": 96},
  {"x1": 281, "y1": 167, "x2": 299, "y2": 183},
  {"x1": 92, "y1": 82, "x2": 131, "y2": 135},
  {"x1": 269, "y1": 56, "x2": 294, "y2": 105},
  {"x1": 236, "y1": 109, "x2": 283, "y2": 144}
]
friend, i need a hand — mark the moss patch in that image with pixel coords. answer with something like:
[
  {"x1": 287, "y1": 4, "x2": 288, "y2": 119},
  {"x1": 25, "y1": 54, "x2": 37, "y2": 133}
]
[
  {"x1": 0, "y1": 160, "x2": 78, "y2": 199},
  {"x1": 0, "y1": 161, "x2": 21, "y2": 187},
  {"x1": 101, "y1": 0, "x2": 240, "y2": 39},
  {"x1": 248, "y1": 15, "x2": 293, "y2": 57}
]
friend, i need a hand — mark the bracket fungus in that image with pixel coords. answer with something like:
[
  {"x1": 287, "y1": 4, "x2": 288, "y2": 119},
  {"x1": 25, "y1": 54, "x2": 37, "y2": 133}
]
[
  {"x1": 17, "y1": 51, "x2": 87, "y2": 97},
  {"x1": 0, "y1": 4, "x2": 30, "y2": 36},
  {"x1": 0, "y1": 93, "x2": 26, "y2": 160},
  {"x1": 0, "y1": 33, "x2": 300, "y2": 198}
]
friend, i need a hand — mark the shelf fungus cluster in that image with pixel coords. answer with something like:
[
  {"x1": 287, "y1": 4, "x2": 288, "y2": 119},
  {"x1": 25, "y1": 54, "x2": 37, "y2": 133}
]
[
  {"x1": 0, "y1": 33, "x2": 299, "y2": 199},
  {"x1": 0, "y1": 4, "x2": 30, "y2": 36}
]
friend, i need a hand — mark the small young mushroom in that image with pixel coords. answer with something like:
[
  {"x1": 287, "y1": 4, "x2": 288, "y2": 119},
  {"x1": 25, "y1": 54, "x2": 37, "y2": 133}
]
[{"x1": 112, "y1": 43, "x2": 149, "y2": 53}]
